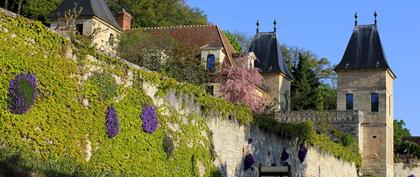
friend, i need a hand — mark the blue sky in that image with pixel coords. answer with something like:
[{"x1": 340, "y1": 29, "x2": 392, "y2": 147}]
[{"x1": 187, "y1": 0, "x2": 420, "y2": 135}]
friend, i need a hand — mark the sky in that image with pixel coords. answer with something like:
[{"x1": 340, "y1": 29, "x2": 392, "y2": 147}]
[{"x1": 187, "y1": 0, "x2": 420, "y2": 135}]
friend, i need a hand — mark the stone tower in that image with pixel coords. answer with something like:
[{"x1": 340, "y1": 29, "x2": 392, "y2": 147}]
[
  {"x1": 248, "y1": 20, "x2": 293, "y2": 111},
  {"x1": 335, "y1": 20, "x2": 396, "y2": 176}
]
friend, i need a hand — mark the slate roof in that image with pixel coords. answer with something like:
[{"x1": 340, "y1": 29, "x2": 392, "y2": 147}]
[
  {"x1": 140, "y1": 25, "x2": 236, "y2": 65},
  {"x1": 48, "y1": 0, "x2": 121, "y2": 30},
  {"x1": 335, "y1": 24, "x2": 395, "y2": 77},
  {"x1": 402, "y1": 136, "x2": 420, "y2": 145},
  {"x1": 248, "y1": 32, "x2": 293, "y2": 80}
]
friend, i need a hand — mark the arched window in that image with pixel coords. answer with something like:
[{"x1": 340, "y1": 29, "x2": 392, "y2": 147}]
[
  {"x1": 108, "y1": 34, "x2": 115, "y2": 46},
  {"x1": 207, "y1": 54, "x2": 216, "y2": 72},
  {"x1": 346, "y1": 93, "x2": 353, "y2": 110},
  {"x1": 371, "y1": 93, "x2": 379, "y2": 112}
]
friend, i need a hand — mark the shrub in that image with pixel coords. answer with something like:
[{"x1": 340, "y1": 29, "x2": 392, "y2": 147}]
[
  {"x1": 87, "y1": 72, "x2": 117, "y2": 101},
  {"x1": 243, "y1": 154, "x2": 255, "y2": 171},
  {"x1": 141, "y1": 105, "x2": 158, "y2": 134},
  {"x1": 8, "y1": 73, "x2": 38, "y2": 114},
  {"x1": 163, "y1": 134, "x2": 174, "y2": 158},
  {"x1": 298, "y1": 144, "x2": 307, "y2": 163},
  {"x1": 105, "y1": 106, "x2": 119, "y2": 138}
]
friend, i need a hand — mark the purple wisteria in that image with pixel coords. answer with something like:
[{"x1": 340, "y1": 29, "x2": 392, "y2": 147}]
[
  {"x1": 244, "y1": 154, "x2": 255, "y2": 171},
  {"x1": 105, "y1": 106, "x2": 119, "y2": 138},
  {"x1": 298, "y1": 144, "x2": 308, "y2": 163},
  {"x1": 280, "y1": 148, "x2": 289, "y2": 162},
  {"x1": 8, "y1": 73, "x2": 38, "y2": 114},
  {"x1": 141, "y1": 105, "x2": 158, "y2": 134},
  {"x1": 408, "y1": 175, "x2": 415, "y2": 177}
]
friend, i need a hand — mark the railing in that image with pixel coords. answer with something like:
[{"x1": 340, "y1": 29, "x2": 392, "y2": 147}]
[{"x1": 275, "y1": 110, "x2": 363, "y2": 123}]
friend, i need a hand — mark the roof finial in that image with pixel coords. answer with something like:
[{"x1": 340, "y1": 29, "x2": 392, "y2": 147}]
[
  {"x1": 374, "y1": 11, "x2": 378, "y2": 25},
  {"x1": 273, "y1": 19, "x2": 277, "y2": 32},
  {"x1": 256, "y1": 20, "x2": 260, "y2": 33},
  {"x1": 354, "y1": 12, "x2": 358, "y2": 26}
]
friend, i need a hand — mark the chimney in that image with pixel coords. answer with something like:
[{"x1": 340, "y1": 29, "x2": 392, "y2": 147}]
[{"x1": 118, "y1": 8, "x2": 132, "y2": 31}]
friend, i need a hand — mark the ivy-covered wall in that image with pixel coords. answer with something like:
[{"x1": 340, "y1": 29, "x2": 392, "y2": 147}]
[{"x1": 0, "y1": 11, "x2": 241, "y2": 176}]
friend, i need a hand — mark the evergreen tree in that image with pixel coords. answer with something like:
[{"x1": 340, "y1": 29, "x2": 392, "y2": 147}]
[{"x1": 291, "y1": 52, "x2": 321, "y2": 110}]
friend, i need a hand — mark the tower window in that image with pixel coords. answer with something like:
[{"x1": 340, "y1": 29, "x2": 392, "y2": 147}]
[
  {"x1": 76, "y1": 24, "x2": 83, "y2": 35},
  {"x1": 346, "y1": 93, "x2": 353, "y2": 110},
  {"x1": 207, "y1": 54, "x2": 216, "y2": 72},
  {"x1": 371, "y1": 93, "x2": 379, "y2": 112}
]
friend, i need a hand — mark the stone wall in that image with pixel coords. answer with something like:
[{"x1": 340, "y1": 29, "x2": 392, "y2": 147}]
[
  {"x1": 394, "y1": 163, "x2": 420, "y2": 177},
  {"x1": 207, "y1": 117, "x2": 359, "y2": 177},
  {"x1": 276, "y1": 110, "x2": 363, "y2": 137}
]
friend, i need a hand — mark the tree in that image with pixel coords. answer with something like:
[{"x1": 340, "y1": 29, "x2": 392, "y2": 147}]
[
  {"x1": 394, "y1": 120, "x2": 411, "y2": 148},
  {"x1": 118, "y1": 30, "x2": 211, "y2": 84},
  {"x1": 281, "y1": 45, "x2": 337, "y2": 111},
  {"x1": 224, "y1": 31, "x2": 242, "y2": 52},
  {"x1": 219, "y1": 55, "x2": 265, "y2": 113},
  {"x1": 106, "y1": 0, "x2": 208, "y2": 28},
  {"x1": 6, "y1": 0, "x2": 62, "y2": 23},
  {"x1": 290, "y1": 52, "x2": 321, "y2": 110}
]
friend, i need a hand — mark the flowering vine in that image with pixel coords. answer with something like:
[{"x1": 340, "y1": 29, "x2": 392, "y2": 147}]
[
  {"x1": 8, "y1": 73, "x2": 38, "y2": 114},
  {"x1": 298, "y1": 144, "x2": 308, "y2": 163},
  {"x1": 244, "y1": 154, "x2": 255, "y2": 171},
  {"x1": 141, "y1": 105, "x2": 158, "y2": 134},
  {"x1": 106, "y1": 106, "x2": 119, "y2": 138}
]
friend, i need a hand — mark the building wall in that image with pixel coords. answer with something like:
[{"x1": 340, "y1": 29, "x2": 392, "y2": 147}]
[
  {"x1": 50, "y1": 17, "x2": 120, "y2": 53},
  {"x1": 276, "y1": 110, "x2": 364, "y2": 150},
  {"x1": 336, "y1": 69, "x2": 394, "y2": 177},
  {"x1": 263, "y1": 73, "x2": 291, "y2": 111},
  {"x1": 207, "y1": 117, "x2": 358, "y2": 177},
  {"x1": 394, "y1": 162, "x2": 420, "y2": 177}
]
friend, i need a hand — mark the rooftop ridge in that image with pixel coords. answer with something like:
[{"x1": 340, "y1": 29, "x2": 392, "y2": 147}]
[{"x1": 133, "y1": 24, "x2": 216, "y2": 30}]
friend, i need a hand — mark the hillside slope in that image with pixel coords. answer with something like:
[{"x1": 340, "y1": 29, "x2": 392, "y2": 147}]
[{"x1": 0, "y1": 11, "x2": 252, "y2": 176}]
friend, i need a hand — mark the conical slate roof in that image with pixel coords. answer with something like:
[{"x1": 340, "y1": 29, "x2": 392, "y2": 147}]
[
  {"x1": 249, "y1": 32, "x2": 293, "y2": 80},
  {"x1": 335, "y1": 24, "x2": 395, "y2": 77},
  {"x1": 48, "y1": 0, "x2": 121, "y2": 30}
]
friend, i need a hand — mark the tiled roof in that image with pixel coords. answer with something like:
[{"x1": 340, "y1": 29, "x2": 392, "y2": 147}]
[
  {"x1": 335, "y1": 24, "x2": 395, "y2": 78},
  {"x1": 248, "y1": 32, "x2": 293, "y2": 80},
  {"x1": 48, "y1": 0, "x2": 122, "y2": 30},
  {"x1": 138, "y1": 25, "x2": 236, "y2": 66}
]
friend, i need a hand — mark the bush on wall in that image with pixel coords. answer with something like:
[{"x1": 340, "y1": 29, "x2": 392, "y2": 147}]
[
  {"x1": 85, "y1": 72, "x2": 117, "y2": 101},
  {"x1": 8, "y1": 73, "x2": 38, "y2": 114}
]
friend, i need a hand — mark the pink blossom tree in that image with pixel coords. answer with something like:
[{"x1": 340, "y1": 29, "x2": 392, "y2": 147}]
[{"x1": 219, "y1": 54, "x2": 266, "y2": 113}]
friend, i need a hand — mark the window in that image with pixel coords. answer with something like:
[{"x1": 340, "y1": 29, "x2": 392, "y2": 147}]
[
  {"x1": 108, "y1": 34, "x2": 115, "y2": 46},
  {"x1": 207, "y1": 54, "x2": 216, "y2": 72},
  {"x1": 371, "y1": 93, "x2": 379, "y2": 112},
  {"x1": 346, "y1": 94, "x2": 353, "y2": 110},
  {"x1": 206, "y1": 85, "x2": 214, "y2": 95},
  {"x1": 76, "y1": 24, "x2": 83, "y2": 35}
]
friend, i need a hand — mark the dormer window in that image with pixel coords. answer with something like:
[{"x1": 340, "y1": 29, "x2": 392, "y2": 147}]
[
  {"x1": 371, "y1": 93, "x2": 379, "y2": 112},
  {"x1": 346, "y1": 93, "x2": 353, "y2": 110},
  {"x1": 207, "y1": 54, "x2": 216, "y2": 72}
]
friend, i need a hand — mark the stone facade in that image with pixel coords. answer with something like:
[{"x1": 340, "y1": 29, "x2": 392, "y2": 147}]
[
  {"x1": 207, "y1": 117, "x2": 358, "y2": 177},
  {"x1": 337, "y1": 69, "x2": 395, "y2": 177},
  {"x1": 263, "y1": 73, "x2": 291, "y2": 112},
  {"x1": 394, "y1": 163, "x2": 420, "y2": 177},
  {"x1": 276, "y1": 110, "x2": 364, "y2": 150},
  {"x1": 50, "y1": 17, "x2": 121, "y2": 53}
]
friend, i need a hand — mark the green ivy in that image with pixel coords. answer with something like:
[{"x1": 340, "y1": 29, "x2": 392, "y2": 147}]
[
  {"x1": 0, "y1": 12, "x2": 218, "y2": 176},
  {"x1": 254, "y1": 114, "x2": 362, "y2": 167}
]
